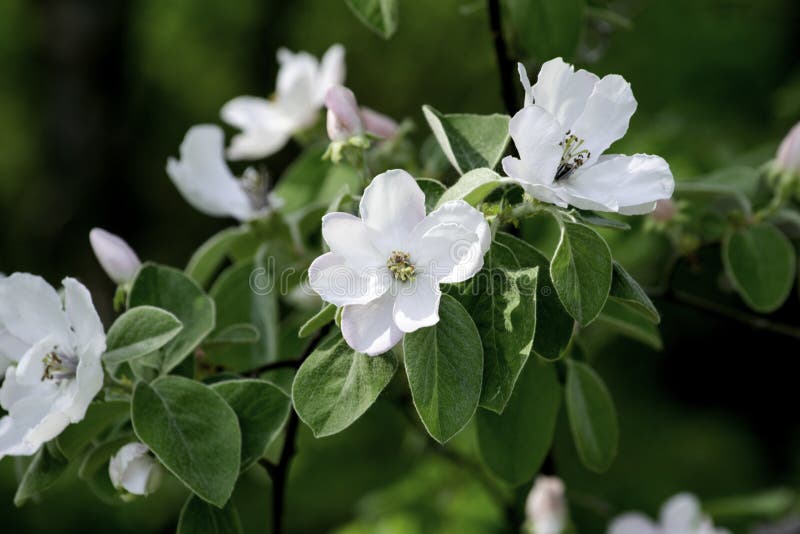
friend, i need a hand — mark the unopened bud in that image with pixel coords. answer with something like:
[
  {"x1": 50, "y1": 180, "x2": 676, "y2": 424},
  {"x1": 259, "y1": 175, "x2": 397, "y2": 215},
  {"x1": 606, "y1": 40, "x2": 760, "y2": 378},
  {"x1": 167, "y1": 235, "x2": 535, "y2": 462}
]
[
  {"x1": 526, "y1": 476, "x2": 567, "y2": 534},
  {"x1": 109, "y1": 442, "x2": 162, "y2": 497},
  {"x1": 325, "y1": 85, "x2": 363, "y2": 142},
  {"x1": 89, "y1": 228, "x2": 141, "y2": 285},
  {"x1": 776, "y1": 121, "x2": 800, "y2": 176},
  {"x1": 361, "y1": 107, "x2": 399, "y2": 139}
]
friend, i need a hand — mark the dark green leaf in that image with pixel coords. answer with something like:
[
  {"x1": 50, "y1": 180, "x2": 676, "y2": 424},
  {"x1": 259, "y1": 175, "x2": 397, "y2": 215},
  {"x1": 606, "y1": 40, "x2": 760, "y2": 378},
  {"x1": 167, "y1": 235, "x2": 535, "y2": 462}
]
[
  {"x1": 297, "y1": 303, "x2": 337, "y2": 339},
  {"x1": 104, "y1": 306, "x2": 183, "y2": 365},
  {"x1": 609, "y1": 262, "x2": 660, "y2": 323},
  {"x1": 186, "y1": 226, "x2": 251, "y2": 288},
  {"x1": 177, "y1": 494, "x2": 243, "y2": 534},
  {"x1": 345, "y1": 0, "x2": 399, "y2": 39},
  {"x1": 14, "y1": 442, "x2": 69, "y2": 507},
  {"x1": 416, "y1": 178, "x2": 447, "y2": 212},
  {"x1": 56, "y1": 400, "x2": 129, "y2": 460},
  {"x1": 204, "y1": 323, "x2": 260, "y2": 346},
  {"x1": 596, "y1": 300, "x2": 662, "y2": 350},
  {"x1": 507, "y1": 0, "x2": 584, "y2": 60}
]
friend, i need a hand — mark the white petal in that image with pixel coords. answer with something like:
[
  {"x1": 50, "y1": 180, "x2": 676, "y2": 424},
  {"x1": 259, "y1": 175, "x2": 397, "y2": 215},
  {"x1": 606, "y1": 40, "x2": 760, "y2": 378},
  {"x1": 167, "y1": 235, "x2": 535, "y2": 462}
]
[
  {"x1": 411, "y1": 199, "x2": 491, "y2": 258},
  {"x1": 0, "y1": 327, "x2": 30, "y2": 366},
  {"x1": 359, "y1": 169, "x2": 426, "y2": 248},
  {"x1": 517, "y1": 62, "x2": 533, "y2": 107},
  {"x1": 660, "y1": 493, "x2": 701, "y2": 531},
  {"x1": 308, "y1": 252, "x2": 389, "y2": 307},
  {"x1": 0, "y1": 415, "x2": 39, "y2": 457},
  {"x1": 410, "y1": 221, "x2": 482, "y2": 284},
  {"x1": 275, "y1": 49, "x2": 320, "y2": 127},
  {"x1": 607, "y1": 514, "x2": 659, "y2": 534},
  {"x1": 166, "y1": 125, "x2": 256, "y2": 221},
  {"x1": 317, "y1": 44, "x2": 346, "y2": 103},
  {"x1": 109, "y1": 442, "x2": 160, "y2": 495},
  {"x1": 89, "y1": 228, "x2": 141, "y2": 284},
  {"x1": 506, "y1": 105, "x2": 563, "y2": 186},
  {"x1": 24, "y1": 411, "x2": 71, "y2": 447},
  {"x1": 0, "y1": 273, "x2": 71, "y2": 348},
  {"x1": 502, "y1": 157, "x2": 569, "y2": 208},
  {"x1": 392, "y1": 275, "x2": 441, "y2": 333},
  {"x1": 561, "y1": 154, "x2": 674, "y2": 214},
  {"x1": 12, "y1": 336, "x2": 59, "y2": 386},
  {"x1": 321, "y1": 213, "x2": 384, "y2": 269},
  {"x1": 341, "y1": 291, "x2": 403, "y2": 356},
  {"x1": 220, "y1": 96, "x2": 294, "y2": 160},
  {"x1": 531, "y1": 58, "x2": 599, "y2": 131},
  {"x1": 63, "y1": 278, "x2": 106, "y2": 357},
  {"x1": 570, "y1": 74, "x2": 637, "y2": 162}
]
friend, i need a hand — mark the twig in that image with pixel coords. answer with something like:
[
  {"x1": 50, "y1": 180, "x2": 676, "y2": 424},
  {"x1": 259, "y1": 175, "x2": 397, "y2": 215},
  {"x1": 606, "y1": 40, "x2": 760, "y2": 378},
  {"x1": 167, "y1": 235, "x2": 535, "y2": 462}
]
[{"x1": 487, "y1": 0, "x2": 516, "y2": 115}]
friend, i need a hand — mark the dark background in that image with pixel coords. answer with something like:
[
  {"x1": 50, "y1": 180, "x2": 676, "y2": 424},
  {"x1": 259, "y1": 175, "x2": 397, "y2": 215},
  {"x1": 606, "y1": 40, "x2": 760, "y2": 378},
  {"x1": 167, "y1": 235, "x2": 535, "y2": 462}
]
[{"x1": 1, "y1": 0, "x2": 799, "y2": 532}]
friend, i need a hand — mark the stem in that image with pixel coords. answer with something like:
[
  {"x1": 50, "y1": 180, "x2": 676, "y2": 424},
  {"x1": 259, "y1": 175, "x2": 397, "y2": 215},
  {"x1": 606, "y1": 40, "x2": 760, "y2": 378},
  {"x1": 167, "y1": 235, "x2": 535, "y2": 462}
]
[{"x1": 487, "y1": 0, "x2": 516, "y2": 115}]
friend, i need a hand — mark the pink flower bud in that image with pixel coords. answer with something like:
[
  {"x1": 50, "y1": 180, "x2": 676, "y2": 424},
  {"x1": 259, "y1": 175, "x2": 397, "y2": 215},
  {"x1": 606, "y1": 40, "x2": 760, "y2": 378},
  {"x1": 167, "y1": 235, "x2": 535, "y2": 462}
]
[
  {"x1": 361, "y1": 107, "x2": 398, "y2": 139},
  {"x1": 651, "y1": 198, "x2": 676, "y2": 222},
  {"x1": 526, "y1": 476, "x2": 567, "y2": 534},
  {"x1": 89, "y1": 228, "x2": 141, "y2": 284},
  {"x1": 776, "y1": 121, "x2": 800, "y2": 175},
  {"x1": 325, "y1": 85, "x2": 363, "y2": 141}
]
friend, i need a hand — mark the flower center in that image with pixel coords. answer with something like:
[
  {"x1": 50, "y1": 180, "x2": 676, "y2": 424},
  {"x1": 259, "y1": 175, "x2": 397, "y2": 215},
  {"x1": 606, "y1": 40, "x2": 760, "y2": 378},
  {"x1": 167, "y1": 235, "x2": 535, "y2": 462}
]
[
  {"x1": 240, "y1": 167, "x2": 271, "y2": 210},
  {"x1": 387, "y1": 250, "x2": 416, "y2": 282},
  {"x1": 41, "y1": 350, "x2": 78, "y2": 382},
  {"x1": 555, "y1": 131, "x2": 591, "y2": 181}
]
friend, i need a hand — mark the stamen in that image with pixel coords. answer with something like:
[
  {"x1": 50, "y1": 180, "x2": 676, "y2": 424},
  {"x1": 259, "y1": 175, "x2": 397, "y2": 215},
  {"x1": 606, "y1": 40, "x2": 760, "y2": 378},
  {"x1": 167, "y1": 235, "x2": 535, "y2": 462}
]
[
  {"x1": 42, "y1": 350, "x2": 78, "y2": 382},
  {"x1": 555, "y1": 131, "x2": 591, "y2": 181},
  {"x1": 387, "y1": 250, "x2": 416, "y2": 282}
]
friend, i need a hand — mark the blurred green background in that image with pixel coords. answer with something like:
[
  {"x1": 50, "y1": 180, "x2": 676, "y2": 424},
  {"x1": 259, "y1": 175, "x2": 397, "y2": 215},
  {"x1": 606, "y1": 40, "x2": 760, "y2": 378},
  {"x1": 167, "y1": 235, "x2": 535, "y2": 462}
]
[{"x1": 1, "y1": 0, "x2": 799, "y2": 532}]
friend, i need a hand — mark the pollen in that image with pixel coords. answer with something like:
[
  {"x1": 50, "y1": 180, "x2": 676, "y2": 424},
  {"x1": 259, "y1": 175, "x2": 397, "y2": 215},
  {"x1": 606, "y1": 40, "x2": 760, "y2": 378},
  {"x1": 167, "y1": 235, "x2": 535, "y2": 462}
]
[
  {"x1": 42, "y1": 350, "x2": 77, "y2": 382},
  {"x1": 387, "y1": 250, "x2": 416, "y2": 282},
  {"x1": 555, "y1": 131, "x2": 591, "y2": 181}
]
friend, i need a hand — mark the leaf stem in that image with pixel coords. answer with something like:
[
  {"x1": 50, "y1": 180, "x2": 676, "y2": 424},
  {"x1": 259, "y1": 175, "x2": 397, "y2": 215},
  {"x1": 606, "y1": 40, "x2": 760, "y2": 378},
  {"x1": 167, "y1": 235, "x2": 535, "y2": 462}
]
[{"x1": 487, "y1": 0, "x2": 517, "y2": 115}]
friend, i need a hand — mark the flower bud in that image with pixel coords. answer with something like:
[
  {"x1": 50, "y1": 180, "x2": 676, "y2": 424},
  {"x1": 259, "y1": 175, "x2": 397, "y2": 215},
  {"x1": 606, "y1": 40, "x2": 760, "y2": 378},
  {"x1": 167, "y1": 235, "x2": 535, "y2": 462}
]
[
  {"x1": 109, "y1": 442, "x2": 162, "y2": 497},
  {"x1": 361, "y1": 107, "x2": 398, "y2": 139},
  {"x1": 325, "y1": 85, "x2": 363, "y2": 141},
  {"x1": 776, "y1": 121, "x2": 800, "y2": 176},
  {"x1": 651, "y1": 198, "x2": 676, "y2": 222},
  {"x1": 525, "y1": 476, "x2": 567, "y2": 534},
  {"x1": 89, "y1": 228, "x2": 141, "y2": 285}
]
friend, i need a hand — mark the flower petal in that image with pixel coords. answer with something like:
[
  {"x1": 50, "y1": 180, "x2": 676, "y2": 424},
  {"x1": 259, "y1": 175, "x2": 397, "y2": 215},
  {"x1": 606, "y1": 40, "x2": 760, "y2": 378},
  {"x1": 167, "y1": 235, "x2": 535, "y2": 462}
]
[
  {"x1": 0, "y1": 327, "x2": 30, "y2": 367},
  {"x1": 275, "y1": 49, "x2": 320, "y2": 127},
  {"x1": 308, "y1": 252, "x2": 388, "y2": 307},
  {"x1": 659, "y1": 493, "x2": 702, "y2": 531},
  {"x1": 570, "y1": 74, "x2": 637, "y2": 162},
  {"x1": 341, "y1": 291, "x2": 403, "y2": 356},
  {"x1": 63, "y1": 278, "x2": 105, "y2": 357},
  {"x1": 166, "y1": 125, "x2": 257, "y2": 221},
  {"x1": 412, "y1": 200, "x2": 491, "y2": 256},
  {"x1": 321, "y1": 213, "x2": 384, "y2": 269},
  {"x1": 325, "y1": 85, "x2": 363, "y2": 141},
  {"x1": 0, "y1": 273, "x2": 71, "y2": 348},
  {"x1": 318, "y1": 44, "x2": 346, "y2": 103},
  {"x1": 220, "y1": 96, "x2": 294, "y2": 160},
  {"x1": 89, "y1": 228, "x2": 141, "y2": 285},
  {"x1": 506, "y1": 105, "x2": 563, "y2": 186},
  {"x1": 531, "y1": 58, "x2": 599, "y2": 131},
  {"x1": 561, "y1": 154, "x2": 674, "y2": 214},
  {"x1": 360, "y1": 107, "x2": 398, "y2": 138},
  {"x1": 517, "y1": 62, "x2": 534, "y2": 107},
  {"x1": 0, "y1": 414, "x2": 39, "y2": 457},
  {"x1": 359, "y1": 169, "x2": 426, "y2": 249},
  {"x1": 606, "y1": 514, "x2": 659, "y2": 534},
  {"x1": 393, "y1": 274, "x2": 441, "y2": 333}
]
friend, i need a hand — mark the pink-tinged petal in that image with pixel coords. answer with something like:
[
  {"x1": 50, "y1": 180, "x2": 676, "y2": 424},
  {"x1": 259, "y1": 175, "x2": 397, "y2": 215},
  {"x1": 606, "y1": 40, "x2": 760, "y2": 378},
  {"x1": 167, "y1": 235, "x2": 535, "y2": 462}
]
[
  {"x1": 361, "y1": 107, "x2": 398, "y2": 138},
  {"x1": 0, "y1": 273, "x2": 71, "y2": 348},
  {"x1": 776, "y1": 121, "x2": 800, "y2": 173},
  {"x1": 325, "y1": 85, "x2": 363, "y2": 141},
  {"x1": 308, "y1": 253, "x2": 388, "y2": 307},
  {"x1": 531, "y1": 58, "x2": 599, "y2": 131},
  {"x1": 166, "y1": 125, "x2": 257, "y2": 221},
  {"x1": 561, "y1": 154, "x2": 674, "y2": 214},
  {"x1": 506, "y1": 105, "x2": 563, "y2": 186},
  {"x1": 607, "y1": 514, "x2": 659, "y2": 534},
  {"x1": 359, "y1": 169, "x2": 426, "y2": 249},
  {"x1": 321, "y1": 212, "x2": 384, "y2": 269},
  {"x1": 89, "y1": 228, "x2": 141, "y2": 285},
  {"x1": 393, "y1": 275, "x2": 441, "y2": 333},
  {"x1": 341, "y1": 292, "x2": 403, "y2": 356},
  {"x1": 570, "y1": 74, "x2": 637, "y2": 163}
]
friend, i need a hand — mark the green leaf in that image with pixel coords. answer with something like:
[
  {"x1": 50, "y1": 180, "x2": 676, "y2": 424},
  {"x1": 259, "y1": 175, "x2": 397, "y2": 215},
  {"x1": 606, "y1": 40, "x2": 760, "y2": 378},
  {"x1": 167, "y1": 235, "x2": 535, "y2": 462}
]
[
  {"x1": 416, "y1": 178, "x2": 447, "y2": 212},
  {"x1": 14, "y1": 443, "x2": 69, "y2": 507},
  {"x1": 722, "y1": 222, "x2": 796, "y2": 313},
  {"x1": 292, "y1": 335, "x2": 397, "y2": 437},
  {"x1": 298, "y1": 303, "x2": 337, "y2": 338},
  {"x1": 56, "y1": 401, "x2": 130, "y2": 459},
  {"x1": 204, "y1": 323, "x2": 260, "y2": 346},
  {"x1": 476, "y1": 357, "x2": 561, "y2": 485},
  {"x1": 103, "y1": 306, "x2": 183, "y2": 365},
  {"x1": 565, "y1": 360, "x2": 618, "y2": 473},
  {"x1": 78, "y1": 436, "x2": 133, "y2": 505},
  {"x1": 177, "y1": 495, "x2": 243, "y2": 534},
  {"x1": 550, "y1": 222, "x2": 612, "y2": 326},
  {"x1": 609, "y1": 262, "x2": 660, "y2": 323},
  {"x1": 132, "y1": 376, "x2": 241, "y2": 507},
  {"x1": 273, "y1": 145, "x2": 330, "y2": 213},
  {"x1": 507, "y1": 0, "x2": 584, "y2": 60},
  {"x1": 128, "y1": 264, "x2": 216, "y2": 374},
  {"x1": 435, "y1": 168, "x2": 503, "y2": 208},
  {"x1": 452, "y1": 240, "x2": 537, "y2": 413},
  {"x1": 206, "y1": 257, "x2": 278, "y2": 371},
  {"x1": 345, "y1": 0, "x2": 399, "y2": 39},
  {"x1": 495, "y1": 232, "x2": 574, "y2": 360},
  {"x1": 422, "y1": 105, "x2": 510, "y2": 175},
  {"x1": 596, "y1": 300, "x2": 663, "y2": 350},
  {"x1": 186, "y1": 226, "x2": 251, "y2": 288},
  {"x1": 574, "y1": 212, "x2": 631, "y2": 231},
  {"x1": 403, "y1": 294, "x2": 483, "y2": 443},
  {"x1": 211, "y1": 379, "x2": 291, "y2": 469}
]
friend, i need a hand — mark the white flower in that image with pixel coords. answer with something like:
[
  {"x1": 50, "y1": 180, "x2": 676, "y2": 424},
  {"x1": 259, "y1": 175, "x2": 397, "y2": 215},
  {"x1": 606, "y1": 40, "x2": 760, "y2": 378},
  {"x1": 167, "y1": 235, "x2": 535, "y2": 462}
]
[
  {"x1": 526, "y1": 476, "x2": 567, "y2": 534},
  {"x1": 166, "y1": 124, "x2": 281, "y2": 222},
  {"x1": 325, "y1": 84, "x2": 398, "y2": 142},
  {"x1": 608, "y1": 493, "x2": 731, "y2": 534},
  {"x1": 89, "y1": 228, "x2": 141, "y2": 285},
  {"x1": 776, "y1": 121, "x2": 800, "y2": 176},
  {"x1": 221, "y1": 44, "x2": 345, "y2": 160},
  {"x1": 308, "y1": 170, "x2": 490, "y2": 355},
  {"x1": 503, "y1": 58, "x2": 674, "y2": 215},
  {"x1": 0, "y1": 274, "x2": 105, "y2": 458},
  {"x1": 109, "y1": 442, "x2": 162, "y2": 496}
]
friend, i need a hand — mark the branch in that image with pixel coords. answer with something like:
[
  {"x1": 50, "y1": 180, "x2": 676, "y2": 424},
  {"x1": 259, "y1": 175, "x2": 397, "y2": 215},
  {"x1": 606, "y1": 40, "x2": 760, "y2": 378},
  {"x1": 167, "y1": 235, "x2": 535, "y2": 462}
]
[{"x1": 487, "y1": 0, "x2": 517, "y2": 115}]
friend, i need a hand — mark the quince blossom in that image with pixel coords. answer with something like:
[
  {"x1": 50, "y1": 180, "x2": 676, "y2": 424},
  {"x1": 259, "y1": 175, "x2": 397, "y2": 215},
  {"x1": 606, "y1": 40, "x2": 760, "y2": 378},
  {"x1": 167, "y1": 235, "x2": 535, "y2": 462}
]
[
  {"x1": 308, "y1": 170, "x2": 490, "y2": 355},
  {"x1": 167, "y1": 124, "x2": 281, "y2": 222},
  {"x1": 325, "y1": 85, "x2": 398, "y2": 142},
  {"x1": 0, "y1": 274, "x2": 105, "y2": 458},
  {"x1": 504, "y1": 58, "x2": 674, "y2": 215},
  {"x1": 525, "y1": 476, "x2": 567, "y2": 534},
  {"x1": 222, "y1": 44, "x2": 345, "y2": 160},
  {"x1": 109, "y1": 442, "x2": 162, "y2": 497},
  {"x1": 89, "y1": 228, "x2": 141, "y2": 285},
  {"x1": 608, "y1": 493, "x2": 730, "y2": 534}
]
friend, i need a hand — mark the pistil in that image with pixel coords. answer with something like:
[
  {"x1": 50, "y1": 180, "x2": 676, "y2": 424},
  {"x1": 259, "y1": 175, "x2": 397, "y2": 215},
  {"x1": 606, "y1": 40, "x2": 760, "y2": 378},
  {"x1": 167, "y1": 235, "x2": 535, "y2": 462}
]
[
  {"x1": 555, "y1": 131, "x2": 591, "y2": 181},
  {"x1": 42, "y1": 351, "x2": 78, "y2": 382},
  {"x1": 387, "y1": 250, "x2": 416, "y2": 282}
]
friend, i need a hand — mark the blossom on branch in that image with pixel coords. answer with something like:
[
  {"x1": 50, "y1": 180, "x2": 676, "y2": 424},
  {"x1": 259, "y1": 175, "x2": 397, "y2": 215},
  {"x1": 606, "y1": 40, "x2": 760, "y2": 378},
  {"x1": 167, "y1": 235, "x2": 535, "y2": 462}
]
[{"x1": 109, "y1": 442, "x2": 162, "y2": 497}]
